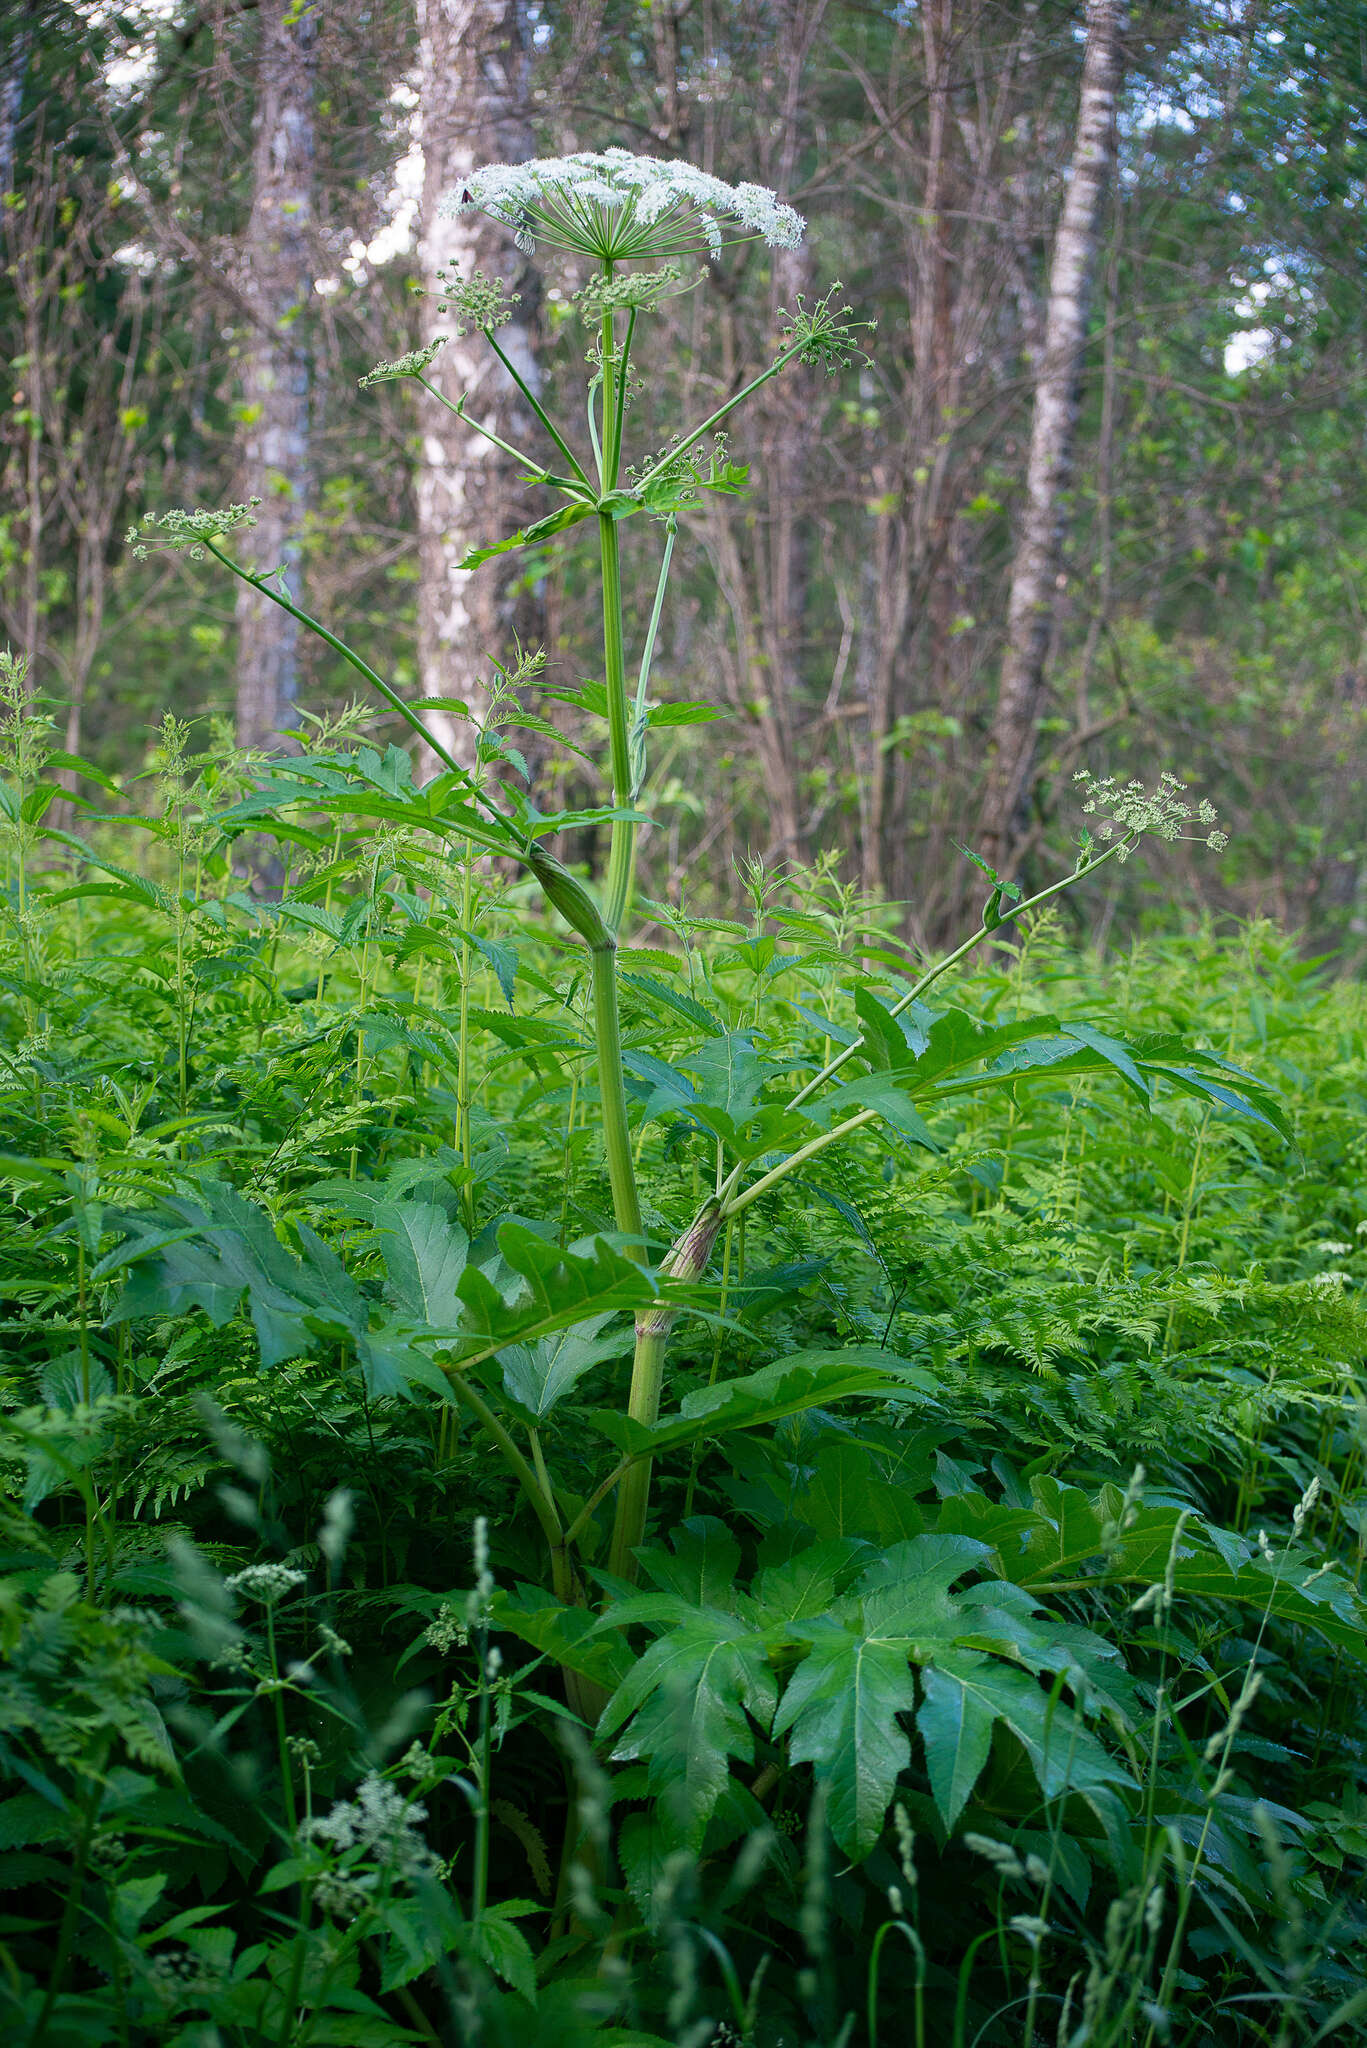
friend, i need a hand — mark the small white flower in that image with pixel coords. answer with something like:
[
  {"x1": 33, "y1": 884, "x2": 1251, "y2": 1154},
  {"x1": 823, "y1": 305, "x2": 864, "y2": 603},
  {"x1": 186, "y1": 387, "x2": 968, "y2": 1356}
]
[
  {"x1": 1073, "y1": 769, "x2": 1226, "y2": 855},
  {"x1": 126, "y1": 499, "x2": 260, "y2": 560},
  {"x1": 442, "y1": 148, "x2": 804, "y2": 262},
  {"x1": 358, "y1": 340, "x2": 446, "y2": 388},
  {"x1": 301, "y1": 1772, "x2": 437, "y2": 1876},
  {"x1": 225, "y1": 1563, "x2": 307, "y2": 1607}
]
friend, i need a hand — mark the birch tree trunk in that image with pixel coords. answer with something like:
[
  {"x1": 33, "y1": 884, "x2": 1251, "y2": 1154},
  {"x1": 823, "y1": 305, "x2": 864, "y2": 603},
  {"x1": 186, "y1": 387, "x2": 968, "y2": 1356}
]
[
  {"x1": 977, "y1": 0, "x2": 1124, "y2": 874},
  {"x1": 0, "y1": 17, "x2": 27, "y2": 201},
  {"x1": 233, "y1": 0, "x2": 316, "y2": 754},
  {"x1": 415, "y1": 0, "x2": 542, "y2": 771}
]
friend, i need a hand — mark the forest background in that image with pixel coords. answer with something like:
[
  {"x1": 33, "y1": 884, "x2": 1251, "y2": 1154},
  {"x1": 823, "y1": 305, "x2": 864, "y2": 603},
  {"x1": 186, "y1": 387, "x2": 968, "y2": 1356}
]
[{"x1": 4, "y1": 0, "x2": 1364, "y2": 953}]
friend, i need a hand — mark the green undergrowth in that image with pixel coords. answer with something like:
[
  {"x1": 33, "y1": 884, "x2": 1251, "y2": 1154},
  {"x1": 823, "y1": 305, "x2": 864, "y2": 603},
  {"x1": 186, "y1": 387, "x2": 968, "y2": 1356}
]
[{"x1": 2, "y1": 703, "x2": 1367, "y2": 2046}]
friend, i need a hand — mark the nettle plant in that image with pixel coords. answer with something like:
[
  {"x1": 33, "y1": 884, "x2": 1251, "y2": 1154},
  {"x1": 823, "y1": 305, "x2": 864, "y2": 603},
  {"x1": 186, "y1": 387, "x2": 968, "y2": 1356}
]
[{"x1": 126, "y1": 153, "x2": 1293, "y2": 1843}]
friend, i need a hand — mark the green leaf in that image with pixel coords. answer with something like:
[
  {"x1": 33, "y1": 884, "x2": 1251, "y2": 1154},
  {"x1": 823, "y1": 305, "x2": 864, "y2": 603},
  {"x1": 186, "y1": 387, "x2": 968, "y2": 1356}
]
[
  {"x1": 459, "y1": 500, "x2": 595, "y2": 570},
  {"x1": 43, "y1": 751, "x2": 120, "y2": 792},
  {"x1": 923, "y1": 1651, "x2": 1134, "y2": 1806},
  {"x1": 918, "y1": 1662, "x2": 995, "y2": 1830},
  {"x1": 499, "y1": 1313, "x2": 633, "y2": 1420},
  {"x1": 591, "y1": 1347, "x2": 934, "y2": 1458},
  {"x1": 645, "y1": 700, "x2": 722, "y2": 727},
  {"x1": 452, "y1": 1225, "x2": 661, "y2": 1365},
  {"x1": 375, "y1": 1201, "x2": 470, "y2": 1327},
  {"x1": 636, "y1": 1517, "x2": 742, "y2": 1609},
  {"x1": 690, "y1": 1032, "x2": 768, "y2": 1123},
  {"x1": 753, "y1": 1540, "x2": 866, "y2": 1627},
  {"x1": 1056, "y1": 1021, "x2": 1151, "y2": 1103},
  {"x1": 620, "y1": 972, "x2": 721, "y2": 1033},
  {"x1": 617, "y1": 1808, "x2": 672, "y2": 1932},
  {"x1": 598, "y1": 1611, "x2": 775, "y2": 1851},
  {"x1": 772, "y1": 1620, "x2": 917, "y2": 1860},
  {"x1": 854, "y1": 985, "x2": 933, "y2": 1068},
  {"x1": 467, "y1": 1909, "x2": 538, "y2": 2002},
  {"x1": 490, "y1": 1585, "x2": 634, "y2": 1692},
  {"x1": 810, "y1": 1071, "x2": 940, "y2": 1152}
]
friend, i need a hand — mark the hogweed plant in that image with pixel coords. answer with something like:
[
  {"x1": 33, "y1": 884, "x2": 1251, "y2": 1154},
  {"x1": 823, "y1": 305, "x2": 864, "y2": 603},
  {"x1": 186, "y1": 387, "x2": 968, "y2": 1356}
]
[{"x1": 127, "y1": 151, "x2": 1289, "y2": 1747}]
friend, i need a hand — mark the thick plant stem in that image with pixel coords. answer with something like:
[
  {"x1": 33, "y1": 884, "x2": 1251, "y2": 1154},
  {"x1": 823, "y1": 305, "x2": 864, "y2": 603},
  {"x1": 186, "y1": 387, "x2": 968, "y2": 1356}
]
[
  {"x1": 591, "y1": 939, "x2": 643, "y2": 1250},
  {"x1": 599, "y1": 509, "x2": 636, "y2": 935},
  {"x1": 607, "y1": 1201, "x2": 722, "y2": 1581}
]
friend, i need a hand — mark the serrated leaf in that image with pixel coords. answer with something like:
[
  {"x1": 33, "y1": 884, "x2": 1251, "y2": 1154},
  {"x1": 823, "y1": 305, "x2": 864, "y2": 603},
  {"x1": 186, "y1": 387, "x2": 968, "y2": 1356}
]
[
  {"x1": 772, "y1": 1621, "x2": 917, "y2": 1860},
  {"x1": 499, "y1": 1313, "x2": 633, "y2": 1420},
  {"x1": 599, "y1": 1613, "x2": 775, "y2": 1851},
  {"x1": 854, "y1": 985, "x2": 933, "y2": 1068},
  {"x1": 645, "y1": 700, "x2": 722, "y2": 727},
  {"x1": 690, "y1": 1032, "x2": 768, "y2": 1122},
  {"x1": 375, "y1": 1202, "x2": 470, "y2": 1327},
  {"x1": 491, "y1": 1586, "x2": 634, "y2": 1692},
  {"x1": 459, "y1": 499, "x2": 595, "y2": 570},
  {"x1": 925, "y1": 1651, "x2": 1134, "y2": 1806},
  {"x1": 467, "y1": 1910, "x2": 538, "y2": 2002},
  {"x1": 918, "y1": 1661, "x2": 996, "y2": 1830},
  {"x1": 620, "y1": 972, "x2": 720, "y2": 1033},
  {"x1": 754, "y1": 1540, "x2": 865, "y2": 1626},
  {"x1": 810, "y1": 1071, "x2": 940, "y2": 1152},
  {"x1": 591, "y1": 1348, "x2": 933, "y2": 1459},
  {"x1": 635, "y1": 1517, "x2": 742, "y2": 1609},
  {"x1": 617, "y1": 1809, "x2": 672, "y2": 1932}
]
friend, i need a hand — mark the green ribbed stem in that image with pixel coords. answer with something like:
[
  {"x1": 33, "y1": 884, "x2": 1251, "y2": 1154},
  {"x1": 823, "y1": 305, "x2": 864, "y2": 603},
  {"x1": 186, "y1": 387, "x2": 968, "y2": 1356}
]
[
  {"x1": 606, "y1": 1326, "x2": 668, "y2": 1583},
  {"x1": 599, "y1": 510, "x2": 636, "y2": 935},
  {"x1": 591, "y1": 939, "x2": 643, "y2": 1252},
  {"x1": 607, "y1": 1201, "x2": 722, "y2": 1580}
]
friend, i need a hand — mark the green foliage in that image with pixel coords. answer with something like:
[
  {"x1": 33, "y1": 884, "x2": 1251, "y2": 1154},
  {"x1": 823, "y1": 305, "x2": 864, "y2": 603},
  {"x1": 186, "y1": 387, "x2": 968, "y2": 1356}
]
[{"x1": 2, "y1": 696, "x2": 1366, "y2": 2038}]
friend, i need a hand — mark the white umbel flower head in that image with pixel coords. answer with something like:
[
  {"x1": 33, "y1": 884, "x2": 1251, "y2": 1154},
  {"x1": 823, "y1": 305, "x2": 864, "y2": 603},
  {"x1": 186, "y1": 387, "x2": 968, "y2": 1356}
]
[{"x1": 441, "y1": 147, "x2": 805, "y2": 263}]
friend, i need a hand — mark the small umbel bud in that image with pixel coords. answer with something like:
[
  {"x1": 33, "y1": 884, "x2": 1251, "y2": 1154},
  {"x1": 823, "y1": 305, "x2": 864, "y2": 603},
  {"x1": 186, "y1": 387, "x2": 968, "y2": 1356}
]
[{"x1": 527, "y1": 843, "x2": 613, "y2": 951}]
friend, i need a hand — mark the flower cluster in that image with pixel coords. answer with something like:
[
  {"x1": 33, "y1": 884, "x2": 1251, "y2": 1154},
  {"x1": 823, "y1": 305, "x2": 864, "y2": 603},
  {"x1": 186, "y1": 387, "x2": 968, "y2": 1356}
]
[
  {"x1": 302, "y1": 1772, "x2": 438, "y2": 1877},
  {"x1": 358, "y1": 339, "x2": 445, "y2": 389},
  {"x1": 423, "y1": 1603, "x2": 468, "y2": 1653},
  {"x1": 574, "y1": 263, "x2": 703, "y2": 321},
  {"x1": 442, "y1": 148, "x2": 804, "y2": 263},
  {"x1": 125, "y1": 501, "x2": 260, "y2": 560},
  {"x1": 225, "y1": 1562, "x2": 306, "y2": 1607},
  {"x1": 777, "y1": 282, "x2": 875, "y2": 375},
  {"x1": 433, "y1": 265, "x2": 521, "y2": 337},
  {"x1": 1074, "y1": 770, "x2": 1228, "y2": 859}
]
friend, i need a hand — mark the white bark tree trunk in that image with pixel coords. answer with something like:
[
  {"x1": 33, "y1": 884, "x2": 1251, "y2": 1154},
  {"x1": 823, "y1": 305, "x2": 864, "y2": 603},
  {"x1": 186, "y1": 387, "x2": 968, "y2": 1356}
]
[
  {"x1": 234, "y1": 0, "x2": 316, "y2": 753},
  {"x1": 415, "y1": 0, "x2": 542, "y2": 772},
  {"x1": 977, "y1": 0, "x2": 1124, "y2": 874}
]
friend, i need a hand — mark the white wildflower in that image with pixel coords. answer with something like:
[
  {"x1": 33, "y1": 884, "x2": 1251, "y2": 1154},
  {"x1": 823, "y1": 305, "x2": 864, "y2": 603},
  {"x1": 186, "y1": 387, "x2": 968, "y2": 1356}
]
[
  {"x1": 358, "y1": 340, "x2": 446, "y2": 388},
  {"x1": 575, "y1": 262, "x2": 704, "y2": 319},
  {"x1": 301, "y1": 1772, "x2": 437, "y2": 1876},
  {"x1": 431, "y1": 266, "x2": 520, "y2": 336},
  {"x1": 225, "y1": 1563, "x2": 306, "y2": 1607},
  {"x1": 423, "y1": 1604, "x2": 468, "y2": 1654},
  {"x1": 1318, "y1": 1241, "x2": 1352, "y2": 1257},
  {"x1": 313, "y1": 1871, "x2": 370, "y2": 1920},
  {"x1": 126, "y1": 500, "x2": 260, "y2": 561},
  {"x1": 1073, "y1": 769, "x2": 1227, "y2": 855},
  {"x1": 441, "y1": 148, "x2": 804, "y2": 262}
]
